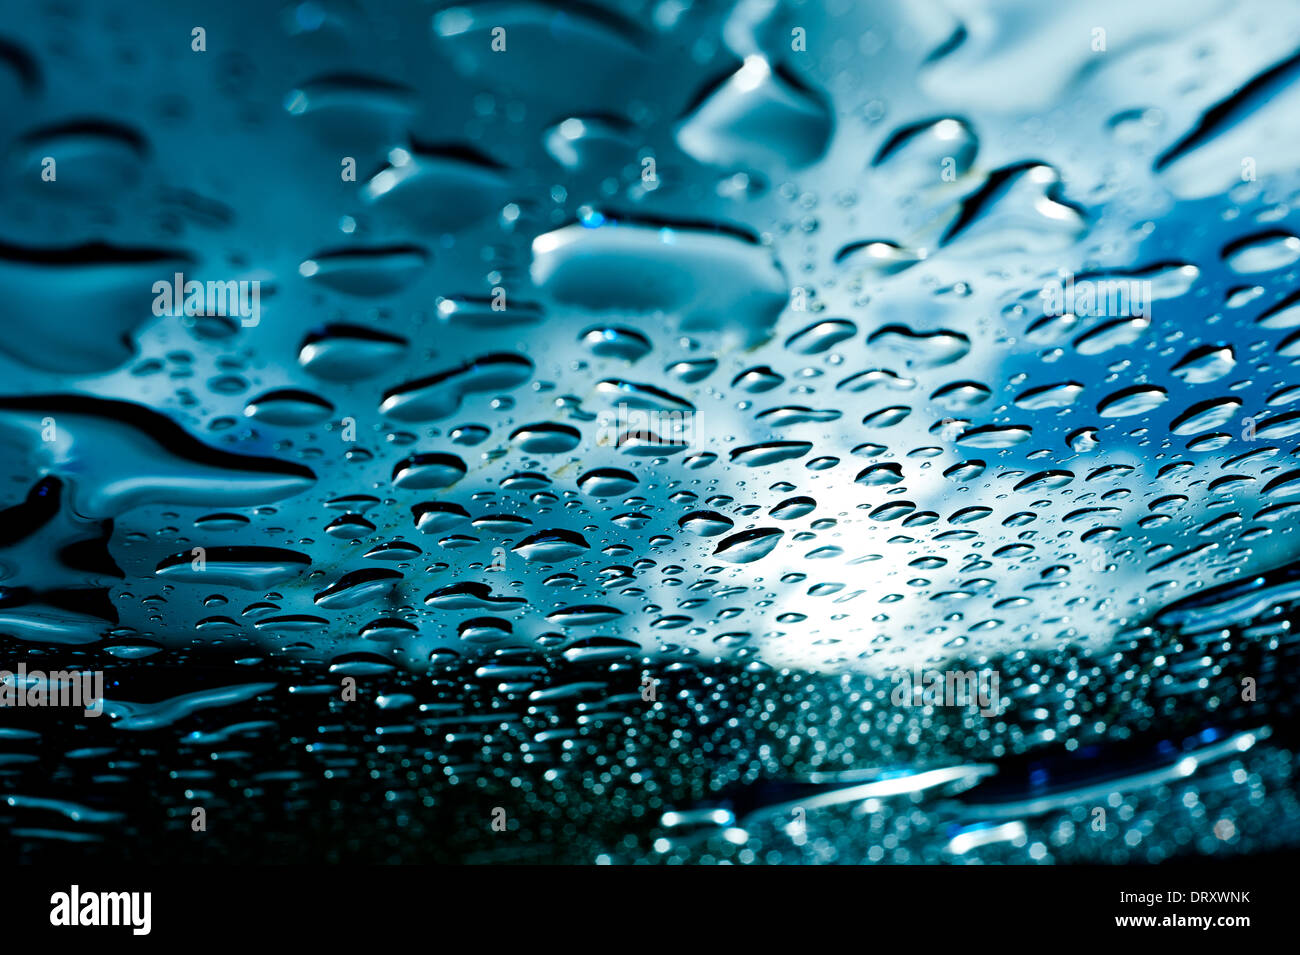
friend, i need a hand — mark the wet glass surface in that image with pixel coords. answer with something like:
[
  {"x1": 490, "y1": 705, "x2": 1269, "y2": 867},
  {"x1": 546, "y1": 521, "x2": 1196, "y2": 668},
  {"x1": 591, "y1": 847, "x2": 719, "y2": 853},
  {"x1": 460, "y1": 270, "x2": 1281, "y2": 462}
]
[{"x1": 0, "y1": 0, "x2": 1299, "y2": 863}]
